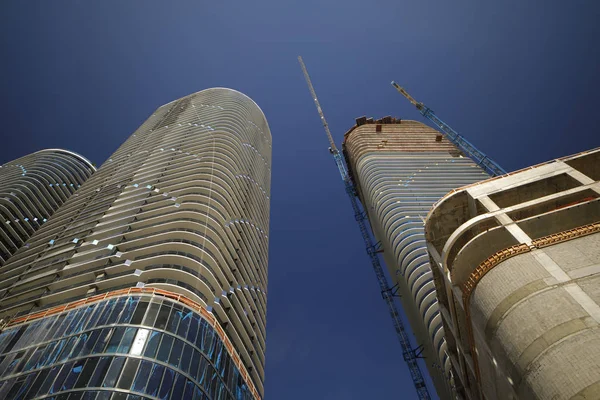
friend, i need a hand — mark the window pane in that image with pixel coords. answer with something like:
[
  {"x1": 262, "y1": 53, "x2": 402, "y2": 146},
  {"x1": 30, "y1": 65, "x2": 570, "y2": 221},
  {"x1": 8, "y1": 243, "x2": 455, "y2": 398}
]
[
  {"x1": 154, "y1": 304, "x2": 172, "y2": 330},
  {"x1": 106, "y1": 327, "x2": 125, "y2": 353},
  {"x1": 143, "y1": 331, "x2": 161, "y2": 358},
  {"x1": 106, "y1": 298, "x2": 127, "y2": 325},
  {"x1": 71, "y1": 332, "x2": 89, "y2": 358},
  {"x1": 50, "y1": 361, "x2": 74, "y2": 394},
  {"x1": 145, "y1": 363, "x2": 165, "y2": 397},
  {"x1": 168, "y1": 339, "x2": 183, "y2": 368},
  {"x1": 24, "y1": 345, "x2": 45, "y2": 371},
  {"x1": 177, "y1": 311, "x2": 192, "y2": 338},
  {"x1": 26, "y1": 368, "x2": 49, "y2": 397},
  {"x1": 74, "y1": 358, "x2": 99, "y2": 389},
  {"x1": 186, "y1": 315, "x2": 199, "y2": 343},
  {"x1": 180, "y1": 344, "x2": 192, "y2": 374},
  {"x1": 156, "y1": 335, "x2": 174, "y2": 363},
  {"x1": 61, "y1": 359, "x2": 85, "y2": 391},
  {"x1": 170, "y1": 373, "x2": 186, "y2": 400},
  {"x1": 81, "y1": 329, "x2": 102, "y2": 357},
  {"x1": 93, "y1": 328, "x2": 113, "y2": 353},
  {"x1": 166, "y1": 309, "x2": 182, "y2": 334},
  {"x1": 116, "y1": 327, "x2": 137, "y2": 353},
  {"x1": 130, "y1": 301, "x2": 149, "y2": 325},
  {"x1": 36, "y1": 365, "x2": 61, "y2": 396},
  {"x1": 102, "y1": 356, "x2": 125, "y2": 388},
  {"x1": 158, "y1": 368, "x2": 175, "y2": 400},
  {"x1": 190, "y1": 350, "x2": 201, "y2": 381},
  {"x1": 58, "y1": 336, "x2": 79, "y2": 362},
  {"x1": 183, "y1": 379, "x2": 195, "y2": 400},
  {"x1": 131, "y1": 360, "x2": 152, "y2": 393},
  {"x1": 117, "y1": 358, "x2": 140, "y2": 389},
  {"x1": 118, "y1": 297, "x2": 139, "y2": 324},
  {"x1": 87, "y1": 356, "x2": 111, "y2": 388},
  {"x1": 97, "y1": 299, "x2": 117, "y2": 326},
  {"x1": 142, "y1": 301, "x2": 160, "y2": 326},
  {"x1": 86, "y1": 302, "x2": 106, "y2": 329}
]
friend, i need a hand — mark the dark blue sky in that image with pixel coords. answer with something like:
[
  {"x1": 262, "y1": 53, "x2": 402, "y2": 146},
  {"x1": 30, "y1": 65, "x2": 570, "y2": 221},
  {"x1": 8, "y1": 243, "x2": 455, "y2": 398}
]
[{"x1": 1, "y1": 1, "x2": 599, "y2": 399}]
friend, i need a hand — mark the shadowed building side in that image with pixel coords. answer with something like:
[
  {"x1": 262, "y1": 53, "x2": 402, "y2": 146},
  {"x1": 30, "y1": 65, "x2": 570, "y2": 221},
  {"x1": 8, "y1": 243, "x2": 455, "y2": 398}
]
[
  {"x1": 425, "y1": 148, "x2": 600, "y2": 399},
  {"x1": 0, "y1": 149, "x2": 95, "y2": 266},
  {"x1": 343, "y1": 117, "x2": 490, "y2": 399},
  {"x1": 0, "y1": 88, "x2": 271, "y2": 400}
]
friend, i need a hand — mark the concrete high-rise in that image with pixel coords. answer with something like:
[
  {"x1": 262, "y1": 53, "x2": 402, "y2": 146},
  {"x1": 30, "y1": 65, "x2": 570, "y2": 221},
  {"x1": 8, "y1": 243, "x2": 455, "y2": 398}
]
[
  {"x1": 425, "y1": 147, "x2": 600, "y2": 400},
  {"x1": 0, "y1": 149, "x2": 95, "y2": 265},
  {"x1": 343, "y1": 117, "x2": 490, "y2": 398},
  {"x1": 0, "y1": 88, "x2": 271, "y2": 400}
]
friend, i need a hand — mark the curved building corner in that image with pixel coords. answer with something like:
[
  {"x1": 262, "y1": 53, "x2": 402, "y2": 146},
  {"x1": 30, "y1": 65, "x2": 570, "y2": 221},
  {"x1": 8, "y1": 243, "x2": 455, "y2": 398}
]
[
  {"x1": 0, "y1": 88, "x2": 271, "y2": 400},
  {"x1": 343, "y1": 116, "x2": 490, "y2": 399},
  {"x1": 425, "y1": 147, "x2": 600, "y2": 400}
]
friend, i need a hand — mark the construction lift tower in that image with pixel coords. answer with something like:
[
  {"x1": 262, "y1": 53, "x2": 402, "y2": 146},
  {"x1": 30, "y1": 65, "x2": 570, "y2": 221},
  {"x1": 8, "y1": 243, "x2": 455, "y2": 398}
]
[
  {"x1": 391, "y1": 82, "x2": 506, "y2": 177},
  {"x1": 298, "y1": 56, "x2": 432, "y2": 400}
]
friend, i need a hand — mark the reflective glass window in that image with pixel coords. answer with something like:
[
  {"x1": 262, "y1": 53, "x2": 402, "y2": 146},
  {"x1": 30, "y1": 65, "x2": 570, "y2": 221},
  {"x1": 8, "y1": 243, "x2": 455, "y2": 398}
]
[
  {"x1": 71, "y1": 332, "x2": 88, "y2": 358},
  {"x1": 116, "y1": 327, "x2": 137, "y2": 353},
  {"x1": 106, "y1": 298, "x2": 127, "y2": 325},
  {"x1": 168, "y1": 338, "x2": 183, "y2": 368},
  {"x1": 24, "y1": 345, "x2": 44, "y2": 371},
  {"x1": 81, "y1": 329, "x2": 101, "y2": 357},
  {"x1": 86, "y1": 302, "x2": 105, "y2": 329},
  {"x1": 154, "y1": 303, "x2": 172, "y2": 330},
  {"x1": 142, "y1": 301, "x2": 160, "y2": 326},
  {"x1": 170, "y1": 372, "x2": 186, "y2": 400},
  {"x1": 166, "y1": 309, "x2": 182, "y2": 334},
  {"x1": 190, "y1": 350, "x2": 201, "y2": 381},
  {"x1": 145, "y1": 363, "x2": 165, "y2": 397},
  {"x1": 143, "y1": 331, "x2": 161, "y2": 358},
  {"x1": 37, "y1": 364, "x2": 60, "y2": 395},
  {"x1": 118, "y1": 297, "x2": 139, "y2": 324},
  {"x1": 158, "y1": 367, "x2": 175, "y2": 400},
  {"x1": 58, "y1": 336, "x2": 79, "y2": 362},
  {"x1": 184, "y1": 379, "x2": 195, "y2": 399},
  {"x1": 27, "y1": 368, "x2": 49, "y2": 397},
  {"x1": 131, "y1": 360, "x2": 152, "y2": 393},
  {"x1": 97, "y1": 299, "x2": 117, "y2": 326},
  {"x1": 186, "y1": 315, "x2": 199, "y2": 343},
  {"x1": 50, "y1": 361, "x2": 74, "y2": 394},
  {"x1": 87, "y1": 356, "x2": 111, "y2": 388},
  {"x1": 61, "y1": 359, "x2": 84, "y2": 391},
  {"x1": 93, "y1": 328, "x2": 113, "y2": 353},
  {"x1": 180, "y1": 343, "x2": 192, "y2": 374},
  {"x1": 117, "y1": 358, "x2": 140, "y2": 389},
  {"x1": 106, "y1": 327, "x2": 125, "y2": 353},
  {"x1": 177, "y1": 311, "x2": 192, "y2": 338},
  {"x1": 130, "y1": 301, "x2": 149, "y2": 325},
  {"x1": 102, "y1": 356, "x2": 125, "y2": 388},
  {"x1": 74, "y1": 357, "x2": 99, "y2": 389},
  {"x1": 157, "y1": 335, "x2": 174, "y2": 363}
]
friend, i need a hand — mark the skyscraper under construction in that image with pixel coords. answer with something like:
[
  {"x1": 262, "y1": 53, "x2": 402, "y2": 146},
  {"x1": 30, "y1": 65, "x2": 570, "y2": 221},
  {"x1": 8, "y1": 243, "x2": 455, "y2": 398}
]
[
  {"x1": 343, "y1": 117, "x2": 489, "y2": 398},
  {"x1": 0, "y1": 88, "x2": 271, "y2": 400}
]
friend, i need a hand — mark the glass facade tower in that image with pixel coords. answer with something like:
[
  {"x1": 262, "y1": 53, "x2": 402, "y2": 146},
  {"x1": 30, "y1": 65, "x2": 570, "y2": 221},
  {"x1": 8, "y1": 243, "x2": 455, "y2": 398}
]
[
  {"x1": 343, "y1": 117, "x2": 488, "y2": 399},
  {"x1": 0, "y1": 88, "x2": 271, "y2": 400}
]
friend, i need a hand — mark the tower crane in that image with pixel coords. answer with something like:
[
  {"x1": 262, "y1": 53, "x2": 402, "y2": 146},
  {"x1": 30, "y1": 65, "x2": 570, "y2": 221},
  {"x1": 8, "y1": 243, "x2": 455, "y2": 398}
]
[
  {"x1": 391, "y1": 82, "x2": 506, "y2": 177},
  {"x1": 299, "y1": 56, "x2": 432, "y2": 400}
]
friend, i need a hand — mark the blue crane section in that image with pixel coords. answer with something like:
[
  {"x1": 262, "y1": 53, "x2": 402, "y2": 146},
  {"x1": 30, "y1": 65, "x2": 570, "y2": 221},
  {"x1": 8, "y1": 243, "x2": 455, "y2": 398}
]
[
  {"x1": 391, "y1": 82, "x2": 506, "y2": 177},
  {"x1": 299, "y1": 56, "x2": 432, "y2": 400}
]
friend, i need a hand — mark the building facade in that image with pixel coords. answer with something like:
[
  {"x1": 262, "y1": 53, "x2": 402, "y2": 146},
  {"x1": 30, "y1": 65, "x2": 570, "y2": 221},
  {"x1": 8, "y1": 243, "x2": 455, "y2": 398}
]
[
  {"x1": 343, "y1": 117, "x2": 490, "y2": 399},
  {"x1": 0, "y1": 88, "x2": 271, "y2": 400},
  {"x1": 0, "y1": 149, "x2": 95, "y2": 266},
  {"x1": 425, "y1": 147, "x2": 600, "y2": 400}
]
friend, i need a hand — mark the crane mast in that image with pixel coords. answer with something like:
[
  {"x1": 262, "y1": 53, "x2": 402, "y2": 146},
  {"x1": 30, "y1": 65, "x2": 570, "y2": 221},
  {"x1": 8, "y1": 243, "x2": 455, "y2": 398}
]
[
  {"x1": 299, "y1": 56, "x2": 432, "y2": 400},
  {"x1": 391, "y1": 82, "x2": 506, "y2": 177}
]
